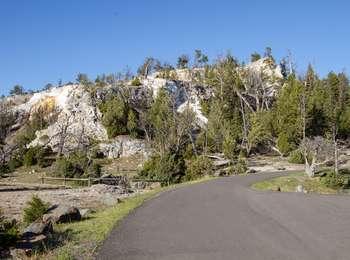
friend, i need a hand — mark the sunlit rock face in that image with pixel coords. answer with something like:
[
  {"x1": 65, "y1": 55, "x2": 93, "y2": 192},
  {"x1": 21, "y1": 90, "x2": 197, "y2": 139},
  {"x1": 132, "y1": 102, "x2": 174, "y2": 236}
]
[
  {"x1": 3, "y1": 58, "x2": 283, "y2": 156},
  {"x1": 240, "y1": 57, "x2": 284, "y2": 97},
  {"x1": 12, "y1": 84, "x2": 108, "y2": 153},
  {"x1": 98, "y1": 136, "x2": 149, "y2": 159},
  {"x1": 141, "y1": 69, "x2": 210, "y2": 127}
]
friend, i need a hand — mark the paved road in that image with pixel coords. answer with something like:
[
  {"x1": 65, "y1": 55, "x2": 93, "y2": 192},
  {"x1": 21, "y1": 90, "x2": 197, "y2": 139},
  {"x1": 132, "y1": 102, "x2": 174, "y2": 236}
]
[{"x1": 98, "y1": 172, "x2": 350, "y2": 260}]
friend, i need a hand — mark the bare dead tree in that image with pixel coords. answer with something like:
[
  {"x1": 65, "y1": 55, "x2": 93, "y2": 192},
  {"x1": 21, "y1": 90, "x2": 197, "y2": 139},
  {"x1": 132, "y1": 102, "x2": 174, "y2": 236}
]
[
  {"x1": 301, "y1": 136, "x2": 333, "y2": 178},
  {"x1": 0, "y1": 103, "x2": 16, "y2": 144},
  {"x1": 56, "y1": 113, "x2": 73, "y2": 156},
  {"x1": 137, "y1": 57, "x2": 161, "y2": 78}
]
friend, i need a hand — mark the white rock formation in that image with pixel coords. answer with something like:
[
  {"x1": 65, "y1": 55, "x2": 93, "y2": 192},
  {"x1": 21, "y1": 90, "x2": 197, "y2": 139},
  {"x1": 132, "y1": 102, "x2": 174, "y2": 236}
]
[
  {"x1": 98, "y1": 136, "x2": 149, "y2": 159},
  {"x1": 14, "y1": 84, "x2": 108, "y2": 153},
  {"x1": 244, "y1": 57, "x2": 283, "y2": 79},
  {"x1": 141, "y1": 72, "x2": 209, "y2": 127}
]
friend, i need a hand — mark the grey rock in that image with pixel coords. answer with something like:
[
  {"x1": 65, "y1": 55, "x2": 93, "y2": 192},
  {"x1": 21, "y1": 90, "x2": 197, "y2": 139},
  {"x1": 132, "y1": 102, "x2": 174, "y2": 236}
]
[
  {"x1": 272, "y1": 186, "x2": 281, "y2": 192},
  {"x1": 98, "y1": 136, "x2": 149, "y2": 159},
  {"x1": 246, "y1": 168, "x2": 258, "y2": 174},
  {"x1": 102, "y1": 193, "x2": 121, "y2": 206},
  {"x1": 296, "y1": 185, "x2": 305, "y2": 193},
  {"x1": 79, "y1": 208, "x2": 92, "y2": 219},
  {"x1": 214, "y1": 170, "x2": 226, "y2": 177},
  {"x1": 43, "y1": 205, "x2": 81, "y2": 223},
  {"x1": 23, "y1": 220, "x2": 53, "y2": 237},
  {"x1": 132, "y1": 181, "x2": 147, "y2": 190},
  {"x1": 16, "y1": 234, "x2": 48, "y2": 253},
  {"x1": 27, "y1": 85, "x2": 108, "y2": 153}
]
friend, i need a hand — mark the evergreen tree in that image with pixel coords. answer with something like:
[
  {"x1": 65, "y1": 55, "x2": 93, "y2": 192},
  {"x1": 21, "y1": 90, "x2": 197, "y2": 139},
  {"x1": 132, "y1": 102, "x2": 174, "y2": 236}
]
[
  {"x1": 194, "y1": 49, "x2": 209, "y2": 67},
  {"x1": 250, "y1": 52, "x2": 261, "y2": 62},
  {"x1": 9, "y1": 85, "x2": 24, "y2": 95},
  {"x1": 177, "y1": 55, "x2": 190, "y2": 69},
  {"x1": 273, "y1": 75, "x2": 304, "y2": 154}
]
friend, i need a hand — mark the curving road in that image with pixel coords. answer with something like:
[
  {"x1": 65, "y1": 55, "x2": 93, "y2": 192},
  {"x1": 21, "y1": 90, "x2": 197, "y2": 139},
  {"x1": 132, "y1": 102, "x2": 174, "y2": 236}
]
[{"x1": 98, "y1": 172, "x2": 350, "y2": 260}]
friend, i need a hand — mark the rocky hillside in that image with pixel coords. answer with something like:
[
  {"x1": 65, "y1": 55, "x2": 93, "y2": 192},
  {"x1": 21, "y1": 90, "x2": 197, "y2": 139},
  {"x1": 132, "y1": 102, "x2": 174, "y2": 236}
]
[{"x1": 1, "y1": 57, "x2": 283, "y2": 162}]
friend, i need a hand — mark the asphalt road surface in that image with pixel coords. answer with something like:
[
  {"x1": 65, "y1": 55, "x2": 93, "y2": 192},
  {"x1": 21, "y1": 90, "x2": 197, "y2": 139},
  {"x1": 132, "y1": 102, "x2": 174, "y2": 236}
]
[{"x1": 98, "y1": 172, "x2": 350, "y2": 260}]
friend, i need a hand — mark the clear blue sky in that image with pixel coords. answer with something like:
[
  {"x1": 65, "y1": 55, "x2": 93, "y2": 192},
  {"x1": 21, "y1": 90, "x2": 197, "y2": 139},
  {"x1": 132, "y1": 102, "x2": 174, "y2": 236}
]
[{"x1": 1, "y1": 0, "x2": 349, "y2": 95}]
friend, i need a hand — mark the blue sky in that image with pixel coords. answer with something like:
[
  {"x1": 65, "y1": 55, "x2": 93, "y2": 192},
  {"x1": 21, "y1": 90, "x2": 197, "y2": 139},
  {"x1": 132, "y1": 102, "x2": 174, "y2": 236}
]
[{"x1": 1, "y1": 0, "x2": 349, "y2": 95}]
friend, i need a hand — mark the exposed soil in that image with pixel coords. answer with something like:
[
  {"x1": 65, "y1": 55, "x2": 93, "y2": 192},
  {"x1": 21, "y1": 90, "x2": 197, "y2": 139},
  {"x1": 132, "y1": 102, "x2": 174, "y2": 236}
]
[{"x1": 0, "y1": 184, "x2": 139, "y2": 221}]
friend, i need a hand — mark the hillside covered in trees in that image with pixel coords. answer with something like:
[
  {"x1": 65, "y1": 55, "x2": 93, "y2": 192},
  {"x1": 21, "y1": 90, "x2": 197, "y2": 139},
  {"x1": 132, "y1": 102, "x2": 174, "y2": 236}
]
[{"x1": 1, "y1": 48, "x2": 350, "y2": 184}]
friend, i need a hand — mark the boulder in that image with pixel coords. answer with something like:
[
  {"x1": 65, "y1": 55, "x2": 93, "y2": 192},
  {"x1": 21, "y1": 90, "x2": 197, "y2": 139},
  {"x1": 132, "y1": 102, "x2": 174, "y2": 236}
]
[
  {"x1": 16, "y1": 234, "x2": 48, "y2": 254},
  {"x1": 214, "y1": 170, "x2": 226, "y2": 177},
  {"x1": 296, "y1": 185, "x2": 305, "y2": 193},
  {"x1": 148, "y1": 182, "x2": 161, "y2": 190},
  {"x1": 79, "y1": 208, "x2": 92, "y2": 219},
  {"x1": 246, "y1": 168, "x2": 258, "y2": 174},
  {"x1": 10, "y1": 248, "x2": 30, "y2": 259},
  {"x1": 90, "y1": 184, "x2": 124, "y2": 194},
  {"x1": 43, "y1": 205, "x2": 81, "y2": 224},
  {"x1": 98, "y1": 136, "x2": 149, "y2": 159},
  {"x1": 23, "y1": 220, "x2": 53, "y2": 237},
  {"x1": 272, "y1": 186, "x2": 281, "y2": 192},
  {"x1": 1, "y1": 248, "x2": 12, "y2": 259},
  {"x1": 132, "y1": 181, "x2": 147, "y2": 190},
  {"x1": 102, "y1": 193, "x2": 121, "y2": 206}
]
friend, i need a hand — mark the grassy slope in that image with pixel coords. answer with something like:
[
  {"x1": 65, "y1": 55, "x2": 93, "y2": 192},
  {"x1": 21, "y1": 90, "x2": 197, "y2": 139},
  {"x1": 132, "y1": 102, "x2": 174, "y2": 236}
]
[
  {"x1": 252, "y1": 172, "x2": 338, "y2": 194},
  {"x1": 43, "y1": 176, "x2": 214, "y2": 260}
]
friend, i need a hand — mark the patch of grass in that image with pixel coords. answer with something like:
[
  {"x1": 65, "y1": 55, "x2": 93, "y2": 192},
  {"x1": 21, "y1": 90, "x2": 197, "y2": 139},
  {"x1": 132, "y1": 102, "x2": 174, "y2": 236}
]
[
  {"x1": 44, "y1": 176, "x2": 215, "y2": 259},
  {"x1": 252, "y1": 172, "x2": 339, "y2": 194}
]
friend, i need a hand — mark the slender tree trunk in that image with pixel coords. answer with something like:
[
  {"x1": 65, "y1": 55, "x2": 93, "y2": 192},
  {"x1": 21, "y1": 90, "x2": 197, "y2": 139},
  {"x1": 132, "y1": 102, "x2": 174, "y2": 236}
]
[
  {"x1": 301, "y1": 85, "x2": 309, "y2": 175},
  {"x1": 305, "y1": 157, "x2": 316, "y2": 178},
  {"x1": 333, "y1": 125, "x2": 339, "y2": 175},
  {"x1": 334, "y1": 140, "x2": 339, "y2": 174},
  {"x1": 188, "y1": 132, "x2": 198, "y2": 156},
  {"x1": 239, "y1": 98, "x2": 249, "y2": 154}
]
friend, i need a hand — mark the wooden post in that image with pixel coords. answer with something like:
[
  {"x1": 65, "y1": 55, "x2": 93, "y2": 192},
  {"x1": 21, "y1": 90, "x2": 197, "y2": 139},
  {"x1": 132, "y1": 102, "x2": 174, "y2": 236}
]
[
  {"x1": 41, "y1": 177, "x2": 44, "y2": 184},
  {"x1": 88, "y1": 178, "x2": 91, "y2": 187},
  {"x1": 64, "y1": 177, "x2": 66, "y2": 186}
]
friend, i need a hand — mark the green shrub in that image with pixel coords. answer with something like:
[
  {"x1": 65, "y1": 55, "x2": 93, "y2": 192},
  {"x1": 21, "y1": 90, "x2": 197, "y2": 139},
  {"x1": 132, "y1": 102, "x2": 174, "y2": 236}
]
[
  {"x1": 55, "y1": 152, "x2": 102, "y2": 178},
  {"x1": 55, "y1": 157, "x2": 75, "y2": 178},
  {"x1": 276, "y1": 132, "x2": 295, "y2": 155},
  {"x1": 99, "y1": 97, "x2": 128, "y2": 138},
  {"x1": 8, "y1": 156, "x2": 22, "y2": 171},
  {"x1": 126, "y1": 109, "x2": 138, "y2": 137},
  {"x1": 223, "y1": 136, "x2": 239, "y2": 160},
  {"x1": 0, "y1": 163, "x2": 9, "y2": 176},
  {"x1": 23, "y1": 195, "x2": 50, "y2": 225},
  {"x1": 23, "y1": 147, "x2": 39, "y2": 167},
  {"x1": 89, "y1": 147, "x2": 105, "y2": 159},
  {"x1": 86, "y1": 163, "x2": 102, "y2": 178},
  {"x1": 23, "y1": 146, "x2": 52, "y2": 168},
  {"x1": 183, "y1": 144, "x2": 195, "y2": 160},
  {"x1": 185, "y1": 155, "x2": 213, "y2": 181},
  {"x1": 320, "y1": 171, "x2": 345, "y2": 189},
  {"x1": 0, "y1": 208, "x2": 19, "y2": 248},
  {"x1": 229, "y1": 158, "x2": 248, "y2": 175},
  {"x1": 131, "y1": 77, "x2": 142, "y2": 86},
  {"x1": 139, "y1": 152, "x2": 186, "y2": 185},
  {"x1": 288, "y1": 149, "x2": 305, "y2": 164},
  {"x1": 37, "y1": 146, "x2": 53, "y2": 167}
]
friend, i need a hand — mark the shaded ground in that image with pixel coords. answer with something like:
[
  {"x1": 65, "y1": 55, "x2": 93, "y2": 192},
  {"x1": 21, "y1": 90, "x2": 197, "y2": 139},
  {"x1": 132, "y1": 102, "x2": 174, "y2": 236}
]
[{"x1": 98, "y1": 171, "x2": 350, "y2": 260}]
